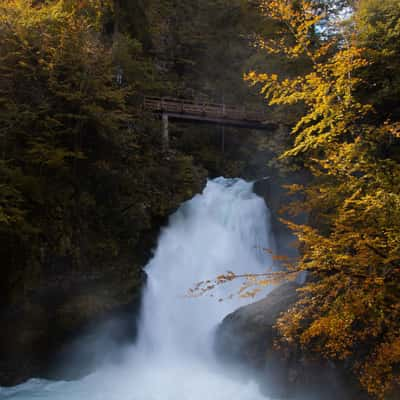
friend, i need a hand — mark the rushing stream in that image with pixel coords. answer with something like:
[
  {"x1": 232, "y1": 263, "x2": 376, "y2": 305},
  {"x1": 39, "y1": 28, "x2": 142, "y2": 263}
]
[{"x1": 0, "y1": 178, "x2": 275, "y2": 400}]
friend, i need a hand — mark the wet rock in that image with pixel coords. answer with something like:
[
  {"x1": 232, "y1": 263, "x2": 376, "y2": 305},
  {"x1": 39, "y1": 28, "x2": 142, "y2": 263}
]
[
  {"x1": 215, "y1": 282, "x2": 368, "y2": 400},
  {"x1": 216, "y1": 282, "x2": 299, "y2": 369}
]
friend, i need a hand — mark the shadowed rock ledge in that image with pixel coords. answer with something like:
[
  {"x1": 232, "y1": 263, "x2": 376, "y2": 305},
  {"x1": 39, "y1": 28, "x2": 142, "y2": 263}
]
[{"x1": 215, "y1": 282, "x2": 368, "y2": 400}]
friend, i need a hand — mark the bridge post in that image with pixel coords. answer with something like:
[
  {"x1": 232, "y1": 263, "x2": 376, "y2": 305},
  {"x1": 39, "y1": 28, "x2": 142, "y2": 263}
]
[
  {"x1": 162, "y1": 113, "x2": 169, "y2": 150},
  {"x1": 221, "y1": 125, "x2": 225, "y2": 154}
]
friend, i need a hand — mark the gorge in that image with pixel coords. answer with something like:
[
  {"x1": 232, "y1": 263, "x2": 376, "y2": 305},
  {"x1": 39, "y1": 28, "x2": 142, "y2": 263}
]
[
  {"x1": 0, "y1": 178, "x2": 277, "y2": 400},
  {"x1": 2, "y1": 1, "x2": 399, "y2": 398}
]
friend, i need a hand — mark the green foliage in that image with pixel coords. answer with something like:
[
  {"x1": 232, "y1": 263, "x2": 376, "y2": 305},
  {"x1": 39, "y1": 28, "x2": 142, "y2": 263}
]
[
  {"x1": 355, "y1": 0, "x2": 400, "y2": 117},
  {"x1": 138, "y1": 0, "x2": 297, "y2": 179},
  {"x1": 0, "y1": 0, "x2": 205, "y2": 305}
]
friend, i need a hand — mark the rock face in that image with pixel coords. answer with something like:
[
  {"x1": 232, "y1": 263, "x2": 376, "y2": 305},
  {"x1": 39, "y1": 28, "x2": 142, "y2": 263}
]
[
  {"x1": 0, "y1": 252, "x2": 145, "y2": 386},
  {"x1": 215, "y1": 282, "x2": 368, "y2": 400},
  {"x1": 253, "y1": 173, "x2": 309, "y2": 260},
  {"x1": 216, "y1": 282, "x2": 300, "y2": 369}
]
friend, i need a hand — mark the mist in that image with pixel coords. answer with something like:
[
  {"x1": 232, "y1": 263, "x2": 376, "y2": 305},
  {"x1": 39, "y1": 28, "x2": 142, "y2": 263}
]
[{"x1": 0, "y1": 178, "x2": 276, "y2": 400}]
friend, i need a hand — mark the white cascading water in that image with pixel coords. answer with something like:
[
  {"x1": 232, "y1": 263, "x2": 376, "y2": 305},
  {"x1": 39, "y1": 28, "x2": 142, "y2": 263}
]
[{"x1": 0, "y1": 178, "x2": 275, "y2": 400}]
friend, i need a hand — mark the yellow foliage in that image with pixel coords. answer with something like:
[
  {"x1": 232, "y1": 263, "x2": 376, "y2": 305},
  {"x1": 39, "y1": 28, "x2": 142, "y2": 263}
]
[{"x1": 246, "y1": 1, "x2": 400, "y2": 398}]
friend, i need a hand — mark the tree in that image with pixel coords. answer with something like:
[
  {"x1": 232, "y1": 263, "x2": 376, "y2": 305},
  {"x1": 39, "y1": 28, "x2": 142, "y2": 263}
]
[
  {"x1": 355, "y1": 0, "x2": 400, "y2": 119},
  {"x1": 243, "y1": 1, "x2": 400, "y2": 398},
  {"x1": 0, "y1": 0, "x2": 204, "y2": 303}
]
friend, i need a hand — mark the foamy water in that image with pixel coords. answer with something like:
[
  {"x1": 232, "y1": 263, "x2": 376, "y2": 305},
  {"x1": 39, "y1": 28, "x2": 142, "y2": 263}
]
[{"x1": 0, "y1": 178, "x2": 274, "y2": 400}]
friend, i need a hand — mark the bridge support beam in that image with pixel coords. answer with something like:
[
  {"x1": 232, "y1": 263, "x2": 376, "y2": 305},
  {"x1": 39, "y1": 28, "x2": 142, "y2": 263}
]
[{"x1": 162, "y1": 113, "x2": 169, "y2": 150}]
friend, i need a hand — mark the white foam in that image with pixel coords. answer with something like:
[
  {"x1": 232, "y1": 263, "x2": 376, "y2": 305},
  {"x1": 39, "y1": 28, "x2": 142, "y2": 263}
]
[{"x1": 0, "y1": 178, "x2": 274, "y2": 400}]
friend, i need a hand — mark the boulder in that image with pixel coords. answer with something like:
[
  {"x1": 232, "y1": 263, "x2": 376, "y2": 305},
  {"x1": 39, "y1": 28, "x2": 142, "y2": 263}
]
[{"x1": 215, "y1": 282, "x2": 368, "y2": 400}]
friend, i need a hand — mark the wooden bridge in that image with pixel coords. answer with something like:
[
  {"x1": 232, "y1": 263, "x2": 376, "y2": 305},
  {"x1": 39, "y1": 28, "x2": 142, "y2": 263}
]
[{"x1": 144, "y1": 97, "x2": 277, "y2": 148}]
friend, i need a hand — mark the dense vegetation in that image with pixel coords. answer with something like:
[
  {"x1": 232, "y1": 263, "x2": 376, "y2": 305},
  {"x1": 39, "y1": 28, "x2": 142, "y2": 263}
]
[
  {"x1": 0, "y1": 0, "x2": 207, "y2": 310},
  {"x1": 0, "y1": 0, "x2": 288, "y2": 311},
  {"x1": 246, "y1": 1, "x2": 400, "y2": 398},
  {"x1": 0, "y1": 0, "x2": 284, "y2": 384},
  {"x1": 1, "y1": 0, "x2": 399, "y2": 398}
]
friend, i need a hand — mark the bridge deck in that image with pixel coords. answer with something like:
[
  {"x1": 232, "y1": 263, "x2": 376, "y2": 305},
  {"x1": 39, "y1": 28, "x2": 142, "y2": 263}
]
[{"x1": 144, "y1": 97, "x2": 275, "y2": 129}]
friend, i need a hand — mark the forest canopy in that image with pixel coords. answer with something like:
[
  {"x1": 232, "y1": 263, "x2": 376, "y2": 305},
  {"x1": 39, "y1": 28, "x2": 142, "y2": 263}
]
[{"x1": 0, "y1": 0, "x2": 205, "y2": 310}]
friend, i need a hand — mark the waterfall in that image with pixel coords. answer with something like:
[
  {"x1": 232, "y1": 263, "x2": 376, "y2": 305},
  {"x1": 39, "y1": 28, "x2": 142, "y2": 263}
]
[{"x1": 0, "y1": 178, "x2": 275, "y2": 400}]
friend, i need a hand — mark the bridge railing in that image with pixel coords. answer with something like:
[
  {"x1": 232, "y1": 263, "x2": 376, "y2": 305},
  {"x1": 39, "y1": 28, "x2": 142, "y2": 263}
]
[{"x1": 144, "y1": 97, "x2": 267, "y2": 123}]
